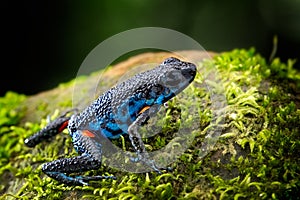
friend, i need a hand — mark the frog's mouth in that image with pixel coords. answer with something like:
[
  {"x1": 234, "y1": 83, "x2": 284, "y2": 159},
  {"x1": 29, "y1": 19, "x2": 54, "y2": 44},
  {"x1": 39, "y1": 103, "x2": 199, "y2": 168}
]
[{"x1": 181, "y1": 63, "x2": 197, "y2": 83}]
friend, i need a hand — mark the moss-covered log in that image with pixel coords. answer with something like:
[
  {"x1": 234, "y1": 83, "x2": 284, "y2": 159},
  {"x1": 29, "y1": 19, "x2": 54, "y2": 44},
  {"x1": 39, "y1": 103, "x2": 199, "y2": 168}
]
[{"x1": 0, "y1": 49, "x2": 299, "y2": 199}]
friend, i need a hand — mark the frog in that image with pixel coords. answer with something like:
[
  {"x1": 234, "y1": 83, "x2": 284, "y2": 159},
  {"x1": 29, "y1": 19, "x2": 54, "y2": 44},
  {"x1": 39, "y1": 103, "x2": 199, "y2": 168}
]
[{"x1": 24, "y1": 57, "x2": 197, "y2": 186}]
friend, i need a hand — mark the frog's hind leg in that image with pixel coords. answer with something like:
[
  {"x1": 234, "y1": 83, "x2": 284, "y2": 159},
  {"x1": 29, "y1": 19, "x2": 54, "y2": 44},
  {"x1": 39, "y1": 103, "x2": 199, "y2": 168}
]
[
  {"x1": 41, "y1": 129, "x2": 116, "y2": 186},
  {"x1": 24, "y1": 109, "x2": 77, "y2": 147}
]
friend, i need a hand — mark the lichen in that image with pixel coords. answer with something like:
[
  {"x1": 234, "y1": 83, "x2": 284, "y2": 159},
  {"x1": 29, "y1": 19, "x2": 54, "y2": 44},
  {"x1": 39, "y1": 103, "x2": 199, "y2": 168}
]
[{"x1": 0, "y1": 49, "x2": 299, "y2": 199}]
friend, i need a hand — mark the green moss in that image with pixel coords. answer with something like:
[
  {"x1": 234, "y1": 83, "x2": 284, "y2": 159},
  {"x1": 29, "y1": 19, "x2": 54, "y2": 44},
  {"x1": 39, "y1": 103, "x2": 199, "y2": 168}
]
[
  {"x1": 1, "y1": 49, "x2": 299, "y2": 199},
  {"x1": 0, "y1": 92, "x2": 26, "y2": 127}
]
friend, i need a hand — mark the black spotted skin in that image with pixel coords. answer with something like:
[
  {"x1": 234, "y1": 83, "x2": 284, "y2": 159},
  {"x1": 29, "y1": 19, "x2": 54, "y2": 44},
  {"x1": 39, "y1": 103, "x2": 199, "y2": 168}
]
[{"x1": 24, "y1": 57, "x2": 197, "y2": 185}]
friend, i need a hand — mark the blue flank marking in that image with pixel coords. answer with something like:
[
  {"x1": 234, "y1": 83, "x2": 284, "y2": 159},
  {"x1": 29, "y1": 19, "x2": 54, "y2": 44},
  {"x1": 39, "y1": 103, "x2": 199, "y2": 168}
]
[
  {"x1": 117, "y1": 123, "x2": 129, "y2": 134},
  {"x1": 101, "y1": 128, "x2": 115, "y2": 138},
  {"x1": 146, "y1": 98, "x2": 155, "y2": 105},
  {"x1": 86, "y1": 89, "x2": 176, "y2": 140},
  {"x1": 106, "y1": 121, "x2": 119, "y2": 131},
  {"x1": 88, "y1": 120, "x2": 127, "y2": 138},
  {"x1": 129, "y1": 99, "x2": 146, "y2": 116},
  {"x1": 155, "y1": 95, "x2": 165, "y2": 105}
]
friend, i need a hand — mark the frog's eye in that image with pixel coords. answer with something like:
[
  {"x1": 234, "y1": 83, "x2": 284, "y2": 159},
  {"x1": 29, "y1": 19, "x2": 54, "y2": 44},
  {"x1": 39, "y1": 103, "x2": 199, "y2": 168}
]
[{"x1": 163, "y1": 71, "x2": 183, "y2": 87}]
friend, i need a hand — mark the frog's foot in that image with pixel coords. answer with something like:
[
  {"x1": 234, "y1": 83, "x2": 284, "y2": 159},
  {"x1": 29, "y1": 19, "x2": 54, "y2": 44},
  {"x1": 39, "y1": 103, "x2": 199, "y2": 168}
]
[
  {"x1": 73, "y1": 175, "x2": 116, "y2": 186},
  {"x1": 80, "y1": 175, "x2": 117, "y2": 182},
  {"x1": 42, "y1": 155, "x2": 116, "y2": 186},
  {"x1": 129, "y1": 153, "x2": 172, "y2": 174},
  {"x1": 45, "y1": 173, "x2": 116, "y2": 186},
  {"x1": 142, "y1": 158, "x2": 172, "y2": 174}
]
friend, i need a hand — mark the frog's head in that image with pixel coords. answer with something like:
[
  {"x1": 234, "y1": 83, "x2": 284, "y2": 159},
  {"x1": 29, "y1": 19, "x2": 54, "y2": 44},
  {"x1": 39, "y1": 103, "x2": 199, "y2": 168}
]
[
  {"x1": 151, "y1": 57, "x2": 197, "y2": 104},
  {"x1": 160, "y1": 57, "x2": 196, "y2": 89}
]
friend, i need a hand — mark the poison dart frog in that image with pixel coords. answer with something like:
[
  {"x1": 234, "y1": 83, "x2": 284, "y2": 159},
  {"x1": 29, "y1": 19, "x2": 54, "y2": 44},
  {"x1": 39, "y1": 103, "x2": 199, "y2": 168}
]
[{"x1": 24, "y1": 57, "x2": 197, "y2": 185}]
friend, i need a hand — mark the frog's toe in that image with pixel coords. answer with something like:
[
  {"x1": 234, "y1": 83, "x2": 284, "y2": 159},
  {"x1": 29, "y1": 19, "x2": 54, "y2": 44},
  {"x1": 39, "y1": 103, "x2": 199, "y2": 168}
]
[
  {"x1": 148, "y1": 160, "x2": 173, "y2": 174},
  {"x1": 73, "y1": 175, "x2": 116, "y2": 186},
  {"x1": 80, "y1": 175, "x2": 117, "y2": 181},
  {"x1": 129, "y1": 156, "x2": 141, "y2": 163},
  {"x1": 157, "y1": 166, "x2": 172, "y2": 172}
]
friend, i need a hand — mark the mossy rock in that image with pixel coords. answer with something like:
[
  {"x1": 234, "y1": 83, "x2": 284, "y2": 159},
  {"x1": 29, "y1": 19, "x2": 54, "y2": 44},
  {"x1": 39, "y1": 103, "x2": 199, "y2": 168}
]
[{"x1": 0, "y1": 49, "x2": 299, "y2": 200}]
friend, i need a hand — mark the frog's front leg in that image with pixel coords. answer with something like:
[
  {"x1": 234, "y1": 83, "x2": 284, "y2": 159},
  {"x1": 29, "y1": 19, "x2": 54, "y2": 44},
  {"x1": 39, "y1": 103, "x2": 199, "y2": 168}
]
[
  {"x1": 41, "y1": 129, "x2": 116, "y2": 186},
  {"x1": 128, "y1": 104, "x2": 169, "y2": 173}
]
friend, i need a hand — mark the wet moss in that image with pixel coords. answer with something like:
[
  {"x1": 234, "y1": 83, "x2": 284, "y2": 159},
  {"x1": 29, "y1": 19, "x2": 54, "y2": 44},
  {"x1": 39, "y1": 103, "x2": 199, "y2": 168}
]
[{"x1": 0, "y1": 49, "x2": 299, "y2": 199}]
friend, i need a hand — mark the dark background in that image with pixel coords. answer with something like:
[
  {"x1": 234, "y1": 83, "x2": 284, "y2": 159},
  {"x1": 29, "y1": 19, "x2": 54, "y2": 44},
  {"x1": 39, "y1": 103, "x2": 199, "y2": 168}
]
[{"x1": 2, "y1": 0, "x2": 300, "y2": 96}]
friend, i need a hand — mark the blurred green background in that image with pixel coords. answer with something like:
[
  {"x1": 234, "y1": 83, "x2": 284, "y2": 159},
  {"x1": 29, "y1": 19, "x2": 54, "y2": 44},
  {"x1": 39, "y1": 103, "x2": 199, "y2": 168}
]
[{"x1": 2, "y1": 0, "x2": 300, "y2": 95}]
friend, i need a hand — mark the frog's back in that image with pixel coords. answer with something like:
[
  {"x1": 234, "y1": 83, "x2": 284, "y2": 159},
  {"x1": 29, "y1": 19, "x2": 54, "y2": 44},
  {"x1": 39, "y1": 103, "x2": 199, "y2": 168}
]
[
  {"x1": 68, "y1": 74, "x2": 153, "y2": 139},
  {"x1": 68, "y1": 57, "x2": 197, "y2": 139}
]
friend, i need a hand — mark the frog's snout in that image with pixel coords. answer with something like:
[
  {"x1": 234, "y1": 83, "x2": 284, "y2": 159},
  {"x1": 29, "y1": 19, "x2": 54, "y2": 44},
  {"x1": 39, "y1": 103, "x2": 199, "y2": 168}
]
[{"x1": 181, "y1": 63, "x2": 197, "y2": 81}]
